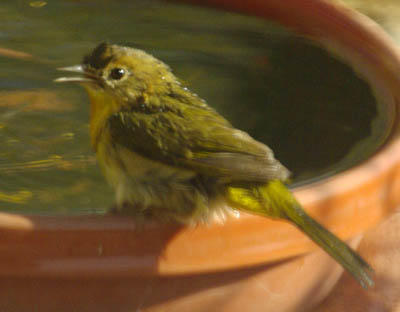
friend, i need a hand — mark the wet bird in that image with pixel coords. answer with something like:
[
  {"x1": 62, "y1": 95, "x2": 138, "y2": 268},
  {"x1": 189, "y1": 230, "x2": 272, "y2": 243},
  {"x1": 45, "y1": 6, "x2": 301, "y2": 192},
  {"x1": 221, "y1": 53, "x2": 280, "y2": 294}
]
[{"x1": 56, "y1": 43, "x2": 374, "y2": 288}]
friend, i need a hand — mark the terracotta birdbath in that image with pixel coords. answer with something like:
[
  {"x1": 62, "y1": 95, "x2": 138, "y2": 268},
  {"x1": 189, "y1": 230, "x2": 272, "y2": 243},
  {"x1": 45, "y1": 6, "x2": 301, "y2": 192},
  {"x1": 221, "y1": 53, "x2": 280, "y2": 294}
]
[{"x1": 1, "y1": 0, "x2": 400, "y2": 311}]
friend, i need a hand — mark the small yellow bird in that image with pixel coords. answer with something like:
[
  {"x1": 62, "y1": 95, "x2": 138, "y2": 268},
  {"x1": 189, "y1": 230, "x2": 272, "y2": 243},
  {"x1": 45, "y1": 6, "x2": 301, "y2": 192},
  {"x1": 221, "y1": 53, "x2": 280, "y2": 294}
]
[{"x1": 56, "y1": 43, "x2": 373, "y2": 288}]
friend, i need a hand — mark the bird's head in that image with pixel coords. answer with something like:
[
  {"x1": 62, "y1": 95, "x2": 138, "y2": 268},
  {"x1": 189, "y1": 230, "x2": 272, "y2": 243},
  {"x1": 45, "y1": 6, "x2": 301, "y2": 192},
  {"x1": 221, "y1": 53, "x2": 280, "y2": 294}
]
[{"x1": 55, "y1": 42, "x2": 177, "y2": 103}]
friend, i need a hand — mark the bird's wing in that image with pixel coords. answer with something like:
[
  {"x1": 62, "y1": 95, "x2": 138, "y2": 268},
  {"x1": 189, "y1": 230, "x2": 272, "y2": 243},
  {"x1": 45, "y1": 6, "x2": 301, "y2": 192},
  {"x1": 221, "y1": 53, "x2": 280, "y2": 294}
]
[{"x1": 107, "y1": 105, "x2": 290, "y2": 182}]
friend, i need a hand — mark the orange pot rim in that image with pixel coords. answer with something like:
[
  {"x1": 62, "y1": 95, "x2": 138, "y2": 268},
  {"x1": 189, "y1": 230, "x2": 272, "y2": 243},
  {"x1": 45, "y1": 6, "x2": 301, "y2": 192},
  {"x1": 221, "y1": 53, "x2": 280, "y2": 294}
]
[{"x1": 1, "y1": 0, "x2": 400, "y2": 278}]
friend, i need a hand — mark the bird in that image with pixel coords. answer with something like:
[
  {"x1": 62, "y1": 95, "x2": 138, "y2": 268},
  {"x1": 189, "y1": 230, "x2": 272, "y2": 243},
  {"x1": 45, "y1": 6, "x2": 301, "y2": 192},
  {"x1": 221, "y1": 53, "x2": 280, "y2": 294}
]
[{"x1": 55, "y1": 42, "x2": 373, "y2": 288}]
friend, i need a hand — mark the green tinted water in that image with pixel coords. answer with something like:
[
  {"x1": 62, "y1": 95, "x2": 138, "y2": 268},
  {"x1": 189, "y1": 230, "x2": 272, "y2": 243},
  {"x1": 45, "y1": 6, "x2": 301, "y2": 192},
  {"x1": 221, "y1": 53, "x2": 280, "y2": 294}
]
[{"x1": 0, "y1": 0, "x2": 389, "y2": 214}]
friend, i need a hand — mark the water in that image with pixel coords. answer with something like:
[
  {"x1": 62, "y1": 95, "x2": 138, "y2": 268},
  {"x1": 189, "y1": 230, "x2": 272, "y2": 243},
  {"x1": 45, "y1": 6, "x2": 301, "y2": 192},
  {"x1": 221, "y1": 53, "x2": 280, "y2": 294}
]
[{"x1": 0, "y1": 0, "x2": 389, "y2": 214}]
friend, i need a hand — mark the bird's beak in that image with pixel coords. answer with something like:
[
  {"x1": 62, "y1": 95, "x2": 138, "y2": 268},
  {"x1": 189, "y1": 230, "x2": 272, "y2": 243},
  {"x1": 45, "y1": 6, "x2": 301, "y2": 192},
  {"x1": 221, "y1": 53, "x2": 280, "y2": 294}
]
[{"x1": 54, "y1": 65, "x2": 96, "y2": 83}]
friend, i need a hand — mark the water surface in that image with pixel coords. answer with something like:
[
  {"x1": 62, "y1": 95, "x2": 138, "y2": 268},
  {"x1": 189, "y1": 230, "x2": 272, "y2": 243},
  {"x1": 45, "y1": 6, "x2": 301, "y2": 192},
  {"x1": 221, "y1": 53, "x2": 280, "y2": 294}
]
[{"x1": 0, "y1": 0, "x2": 388, "y2": 214}]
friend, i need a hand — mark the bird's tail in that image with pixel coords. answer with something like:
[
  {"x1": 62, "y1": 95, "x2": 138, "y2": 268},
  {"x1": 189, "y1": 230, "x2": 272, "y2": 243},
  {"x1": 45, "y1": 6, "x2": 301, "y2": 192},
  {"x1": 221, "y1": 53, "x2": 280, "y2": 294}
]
[{"x1": 225, "y1": 180, "x2": 374, "y2": 288}]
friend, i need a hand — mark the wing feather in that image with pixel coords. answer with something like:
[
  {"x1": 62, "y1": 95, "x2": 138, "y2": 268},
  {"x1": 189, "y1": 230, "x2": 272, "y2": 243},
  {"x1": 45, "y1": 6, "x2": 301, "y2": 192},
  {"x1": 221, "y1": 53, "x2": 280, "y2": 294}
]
[{"x1": 107, "y1": 104, "x2": 290, "y2": 182}]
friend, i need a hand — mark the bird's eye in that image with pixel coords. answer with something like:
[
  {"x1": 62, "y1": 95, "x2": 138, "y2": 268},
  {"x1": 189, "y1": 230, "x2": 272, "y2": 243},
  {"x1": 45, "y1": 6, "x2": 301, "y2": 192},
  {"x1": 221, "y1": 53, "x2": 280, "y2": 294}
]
[{"x1": 110, "y1": 68, "x2": 125, "y2": 80}]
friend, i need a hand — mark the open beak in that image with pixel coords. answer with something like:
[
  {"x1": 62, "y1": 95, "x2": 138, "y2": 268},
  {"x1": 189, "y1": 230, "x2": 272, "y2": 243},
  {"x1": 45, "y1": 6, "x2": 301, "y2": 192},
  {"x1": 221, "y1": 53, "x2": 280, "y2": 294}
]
[{"x1": 54, "y1": 65, "x2": 97, "y2": 83}]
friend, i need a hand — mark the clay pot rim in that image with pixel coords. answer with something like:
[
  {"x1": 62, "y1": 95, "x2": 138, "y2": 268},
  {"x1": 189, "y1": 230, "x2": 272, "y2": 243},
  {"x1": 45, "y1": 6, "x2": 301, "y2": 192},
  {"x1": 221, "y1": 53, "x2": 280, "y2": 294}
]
[{"x1": 1, "y1": 0, "x2": 400, "y2": 277}]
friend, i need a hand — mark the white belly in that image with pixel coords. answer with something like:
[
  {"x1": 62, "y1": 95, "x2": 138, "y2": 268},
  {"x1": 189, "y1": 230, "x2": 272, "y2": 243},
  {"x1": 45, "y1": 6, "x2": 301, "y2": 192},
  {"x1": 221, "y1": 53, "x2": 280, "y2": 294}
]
[
  {"x1": 106, "y1": 144, "x2": 195, "y2": 201},
  {"x1": 97, "y1": 142, "x2": 237, "y2": 223}
]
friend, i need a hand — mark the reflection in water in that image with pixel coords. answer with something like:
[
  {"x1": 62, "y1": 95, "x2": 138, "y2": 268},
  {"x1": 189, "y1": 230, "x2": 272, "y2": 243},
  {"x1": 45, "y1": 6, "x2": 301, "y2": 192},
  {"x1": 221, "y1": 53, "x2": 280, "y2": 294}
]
[{"x1": 0, "y1": 0, "x2": 389, "y2": 214}]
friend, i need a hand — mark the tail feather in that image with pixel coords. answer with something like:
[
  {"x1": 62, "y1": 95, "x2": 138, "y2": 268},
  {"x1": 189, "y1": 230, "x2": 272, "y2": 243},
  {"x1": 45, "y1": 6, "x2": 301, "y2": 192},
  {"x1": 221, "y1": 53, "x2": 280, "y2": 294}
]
[
  {"x1": 291, "y1": 206, "x2": 373, "y2": 288},
  {"x1": 225, "y1": 180, "x2": 374, "y2": 288}
]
